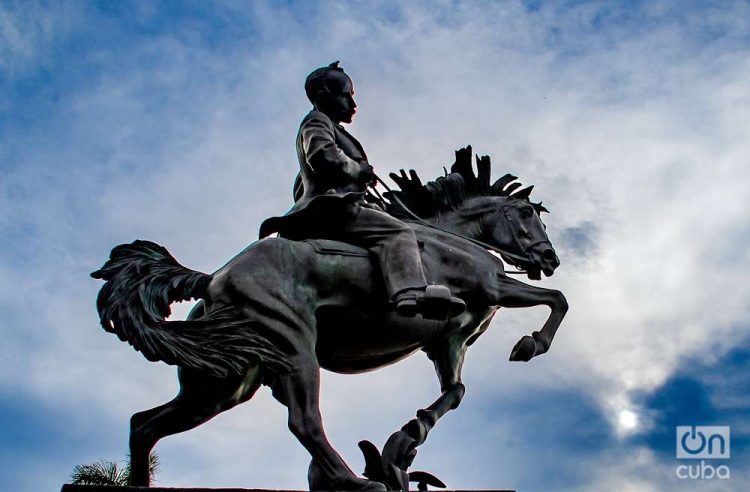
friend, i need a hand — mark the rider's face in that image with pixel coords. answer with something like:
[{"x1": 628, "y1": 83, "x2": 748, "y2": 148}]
[{"x1": 317, "y1": 72, "x2": 357, "y2": 124}]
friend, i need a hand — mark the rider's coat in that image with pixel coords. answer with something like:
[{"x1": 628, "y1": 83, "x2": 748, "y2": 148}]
[
  {"x1": 259, "y1": 110, "x2": 371, "y2": 239},
  {"x1": 258, "y1": 109, "x2": 428, "y2": 299}
]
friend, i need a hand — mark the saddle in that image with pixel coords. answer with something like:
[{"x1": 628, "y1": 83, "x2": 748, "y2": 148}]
[
  {"x1": 303, "y1": 239, "x2": 370, "y2": 257},
  {"x1": 301, "y1": 239, "x2": 461, "y2": 320},
  {"x1": 302, "y1": 239, "x2": 423, "y2": 258}
]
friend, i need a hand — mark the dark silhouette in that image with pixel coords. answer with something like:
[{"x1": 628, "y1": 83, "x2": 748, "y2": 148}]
[
  {"x1": 260, "y1": 62, "x2": 465, "y2": 320},
  {"x1": 92, "y1": 145, "x2": 566, "y2": 490}
]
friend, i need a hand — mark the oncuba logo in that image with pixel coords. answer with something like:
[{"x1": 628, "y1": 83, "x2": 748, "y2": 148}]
[
  {"x1": 676, "y1": 426, "x2": 730, "y2": 459},
  {"x1": 675, "y1": 426, "x2": 730, "y2": 480}
]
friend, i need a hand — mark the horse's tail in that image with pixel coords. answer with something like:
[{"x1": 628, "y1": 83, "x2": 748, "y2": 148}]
[{"x1": 91, "y1": 240, "x2": 289, "y2": 378}]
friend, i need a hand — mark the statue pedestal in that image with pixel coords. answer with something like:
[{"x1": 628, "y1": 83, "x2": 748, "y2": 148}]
[
  {"x1": 61, "y1": 486, "x2": 515, "y2": 492},
  {"x1": 62, "y1": 487, "x2": 302, "y2": 492}
]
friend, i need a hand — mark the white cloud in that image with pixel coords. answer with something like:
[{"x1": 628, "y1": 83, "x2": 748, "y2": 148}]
[
  {"x1": 0, "y1": 0, "x2": 80, "y2": 77},
  {"x1": 2, "y1": 1, "x2": 749, "y2": 490}
]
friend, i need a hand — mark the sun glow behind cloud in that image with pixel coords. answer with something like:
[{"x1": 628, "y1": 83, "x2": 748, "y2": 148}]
[
  {"x1": 618, "y1": 409, "x2": 638, "y2": 433},
  {"x1": 2, "y1": 1, "x2": 749, "y2": 491}
]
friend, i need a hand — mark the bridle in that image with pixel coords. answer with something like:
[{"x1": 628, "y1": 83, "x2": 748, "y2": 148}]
[{"x1": 488, "y1": 205, "x2": 552, "y2": 267}]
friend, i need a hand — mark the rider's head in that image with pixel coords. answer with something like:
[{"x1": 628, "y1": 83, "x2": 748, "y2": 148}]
[{"x1": 305, "y1": 61, "x2": 357, "y2": 124}]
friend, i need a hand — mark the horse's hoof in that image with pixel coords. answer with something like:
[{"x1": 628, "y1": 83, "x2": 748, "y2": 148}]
[
  {"x1": 509, "y1": 335, "x2": 536, "y2": 361},
  {"x1": 327, "y1": 476, "x2": 387, "y2": 491},
  {"x1": 127, "y1": 470, "x2": 151, "y2": 487},
  {"x1": 360, "y1": 480, "x2": 388, "y2": 491},
  {"x1": 310, "y1": 458, "x2": 387, "y2": 491}
]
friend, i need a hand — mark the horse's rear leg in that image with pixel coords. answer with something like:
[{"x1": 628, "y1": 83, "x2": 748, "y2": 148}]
[
  {"x1": 271, "y1": 362, "x2": 386, "y2": 491},
  {"x1": 129, "y1": 364, "x2": 261, "y2": 486}
]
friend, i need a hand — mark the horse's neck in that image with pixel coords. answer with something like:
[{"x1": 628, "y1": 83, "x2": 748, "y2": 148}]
[
  {"x1": 424, "y1": 197, "x2": 498, "y2": 241},
  {"x1": 409, "y1": 220, "x2": 503, "y2": 275}
]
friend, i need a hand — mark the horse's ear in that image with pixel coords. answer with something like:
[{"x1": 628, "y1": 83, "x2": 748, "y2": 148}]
[
  {"x1": 514, "y1": 185, "x2": 534, "y2": 200},
  {"x1": 503, "y1": 182, "x2": 523, "y2": 195},
  {"x1": 491, "y1": 174, "x2": 517, "y2": 195}
]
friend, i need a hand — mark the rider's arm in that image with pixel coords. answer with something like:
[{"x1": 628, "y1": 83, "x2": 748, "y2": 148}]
[{"x1": 301, "y1": 113, "x2": 363, "y2": 182}]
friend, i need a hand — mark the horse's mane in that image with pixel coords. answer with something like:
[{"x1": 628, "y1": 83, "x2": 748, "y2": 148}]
[{"x1": 383, "y1": 146, "x2": 548, "y2": 219}]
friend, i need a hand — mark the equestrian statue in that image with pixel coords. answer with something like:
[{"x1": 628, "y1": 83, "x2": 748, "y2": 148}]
[{"x1": 91, "y1": 62, "x2": 568, "y2": 490}]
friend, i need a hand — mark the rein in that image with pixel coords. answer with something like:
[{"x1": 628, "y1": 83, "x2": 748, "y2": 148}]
[{"x1": 371, "y1": 174, "x2": 535, "y2": 276}]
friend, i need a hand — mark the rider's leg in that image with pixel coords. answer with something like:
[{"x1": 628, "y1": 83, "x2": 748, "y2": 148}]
[
  {"x1": 337, "y1": 207, "x2": 427, "y2": 297},
  {"x1": 334, "y1": 207, "x2": 464, "y2": 319},
  {"x1": 129, "y1": 365, "x2": 261, "y2": 486}
]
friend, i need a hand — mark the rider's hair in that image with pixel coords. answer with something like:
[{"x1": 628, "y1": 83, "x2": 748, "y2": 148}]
[{"x1": 305, "y1": 61, "x2": 345, "y2": 103}]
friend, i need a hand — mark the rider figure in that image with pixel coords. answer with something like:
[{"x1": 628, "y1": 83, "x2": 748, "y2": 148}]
[{"x1": 260, "y1": 61, "x2": 464, "y2": 320}]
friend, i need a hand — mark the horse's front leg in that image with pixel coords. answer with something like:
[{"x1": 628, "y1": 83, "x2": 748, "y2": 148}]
[
  {"x1": 492, "y1": 275, "x2": 568, "y2": 361},
  {"x1": 402, "y1": 337, "x2": 468, "y2": 447},
  {"x1": 356, "y1": 338, "x2": 468, "y2": 488}
]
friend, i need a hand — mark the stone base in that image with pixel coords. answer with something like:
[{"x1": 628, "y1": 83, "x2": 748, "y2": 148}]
[
  {"x1": 62, "y1": 487, "x2": 301, "y2": 492},
  {"x1": 62, "y1": 487, "x2": 514, "y2": 492}
]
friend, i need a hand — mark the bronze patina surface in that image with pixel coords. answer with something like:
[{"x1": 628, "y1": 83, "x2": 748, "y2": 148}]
[{"x1": 89, "y1": 63, "x2": 565, "y2": 491}]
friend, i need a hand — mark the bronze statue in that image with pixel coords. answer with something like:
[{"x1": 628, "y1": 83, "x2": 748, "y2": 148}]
[
  {"x1": 90, "y1": 64, "x2": 567, "y2": 491},
  {"x1": 261, "y1": 62, "x2": 464, "y2": 320}
]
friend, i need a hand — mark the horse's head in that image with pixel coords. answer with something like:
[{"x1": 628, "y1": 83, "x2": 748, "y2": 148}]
[
  {"x1": 384, "y1": 146, "x2": 561, "y2": 280},
  {"x1": 484, "y1": 195, "x2": 559, "y2": 280}
]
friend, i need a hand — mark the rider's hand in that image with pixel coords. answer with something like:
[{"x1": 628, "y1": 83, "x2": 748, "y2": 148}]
[
  {"x1": 362, "y1": 201, "x2": 385, "y2": 212},
  {"x1": 360, "y1": 163, "x2": 376, "y2": 185}
]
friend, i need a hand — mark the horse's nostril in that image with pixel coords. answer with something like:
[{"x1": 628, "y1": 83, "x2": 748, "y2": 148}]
[{"x1": 542, "y1": 249, "x2": 556, "y2": 261}]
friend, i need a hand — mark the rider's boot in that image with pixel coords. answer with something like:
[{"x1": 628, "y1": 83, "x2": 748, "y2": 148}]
[{"x1": 394, "y1": 285, "x2": 465, "y2": 320}]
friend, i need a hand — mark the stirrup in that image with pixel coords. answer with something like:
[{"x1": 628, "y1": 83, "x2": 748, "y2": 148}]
[{"x1": 395, "y1": 285, "x2": 466, "y2": 320}]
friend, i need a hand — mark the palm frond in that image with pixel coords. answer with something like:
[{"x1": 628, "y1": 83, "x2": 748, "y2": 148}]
[
  {"x1": 70, "y1": 460, "x2": 127, "y2": 486},
  {"x1": 70, "y1": 452, "x2": 159, "y2": 486}
]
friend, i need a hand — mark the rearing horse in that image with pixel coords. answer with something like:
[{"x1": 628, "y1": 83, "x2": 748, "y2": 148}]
[{"x1": 92, "y1": 147, "x2": 567, "y2": 490}]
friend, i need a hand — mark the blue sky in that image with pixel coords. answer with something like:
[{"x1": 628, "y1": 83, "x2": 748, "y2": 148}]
[{"x1": 2, "y1": 1, "x2": 749, "y2": 491}]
